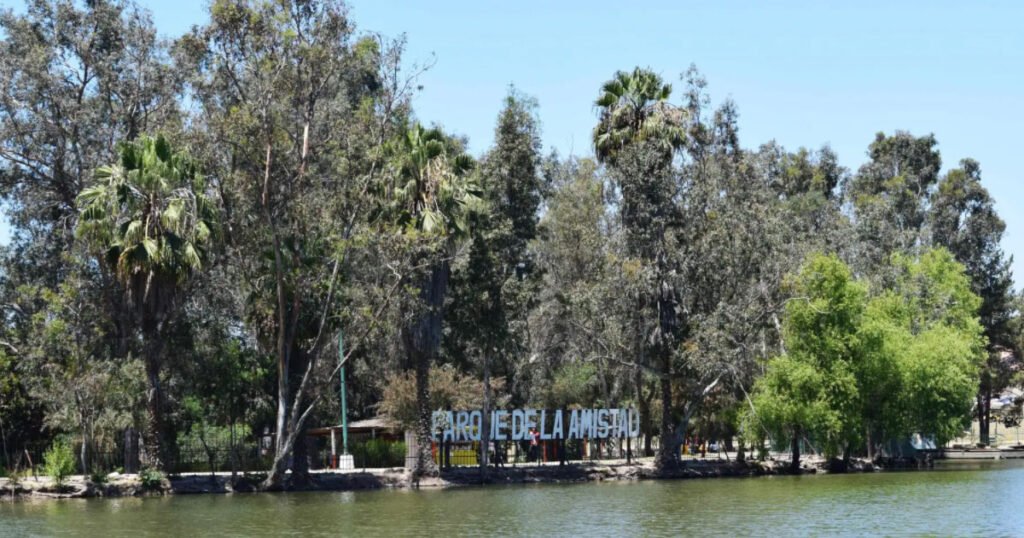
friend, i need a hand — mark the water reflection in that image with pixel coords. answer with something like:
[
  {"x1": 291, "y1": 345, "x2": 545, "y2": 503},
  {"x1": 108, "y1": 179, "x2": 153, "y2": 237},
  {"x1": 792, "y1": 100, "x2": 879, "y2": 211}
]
[{"x1": 2, "y1": 462, "x2": 1023, "y2": 537}]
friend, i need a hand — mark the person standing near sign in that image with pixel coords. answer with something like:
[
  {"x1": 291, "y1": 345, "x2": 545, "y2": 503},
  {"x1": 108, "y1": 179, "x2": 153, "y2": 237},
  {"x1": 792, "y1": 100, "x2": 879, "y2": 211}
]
[{"x1": 529, "y1": 427, "x2": 540, "y2": 462}]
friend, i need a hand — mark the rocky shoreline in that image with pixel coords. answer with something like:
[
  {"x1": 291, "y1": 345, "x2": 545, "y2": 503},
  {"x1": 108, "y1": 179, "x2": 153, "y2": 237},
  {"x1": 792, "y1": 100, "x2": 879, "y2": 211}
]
[{"x1": 0, "y1": 456, "x2": 923, "y2": 501}]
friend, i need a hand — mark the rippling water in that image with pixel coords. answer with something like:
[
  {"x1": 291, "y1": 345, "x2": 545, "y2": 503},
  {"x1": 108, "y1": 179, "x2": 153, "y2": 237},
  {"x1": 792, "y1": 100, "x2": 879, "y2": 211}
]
[{"x1": 3, "y1": 461, "x2": 1023, "y2": 536}]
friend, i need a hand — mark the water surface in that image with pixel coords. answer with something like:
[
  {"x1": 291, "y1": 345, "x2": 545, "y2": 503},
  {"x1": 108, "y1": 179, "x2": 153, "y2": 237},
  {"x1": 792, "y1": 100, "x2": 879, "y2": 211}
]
[{"x1": 2, "y1": 462, "x2": 1022, "y2": 536}]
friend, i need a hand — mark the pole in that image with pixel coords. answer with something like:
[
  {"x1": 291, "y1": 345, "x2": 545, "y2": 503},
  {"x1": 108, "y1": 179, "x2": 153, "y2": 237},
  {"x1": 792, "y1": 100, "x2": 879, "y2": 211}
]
[{"x1": 339, "y1": 332, "x2": 349, "y2": 455}]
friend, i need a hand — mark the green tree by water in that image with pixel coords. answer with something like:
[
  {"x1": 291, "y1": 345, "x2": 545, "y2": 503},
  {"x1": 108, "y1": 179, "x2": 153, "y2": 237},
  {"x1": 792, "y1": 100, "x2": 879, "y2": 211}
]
[
  {"x1": 746, "y1": 250, "x2": 984, "y2": 469},
  {"x1": 76, "y1": 135, "x2": 218, "y2": 470}
]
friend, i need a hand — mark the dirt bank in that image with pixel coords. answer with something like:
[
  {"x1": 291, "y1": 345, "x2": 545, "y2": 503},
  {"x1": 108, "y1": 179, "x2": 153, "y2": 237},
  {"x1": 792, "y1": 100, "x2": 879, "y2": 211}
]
[{"x1": 0, "y1": 456, "x2": 912, "y2": 501}]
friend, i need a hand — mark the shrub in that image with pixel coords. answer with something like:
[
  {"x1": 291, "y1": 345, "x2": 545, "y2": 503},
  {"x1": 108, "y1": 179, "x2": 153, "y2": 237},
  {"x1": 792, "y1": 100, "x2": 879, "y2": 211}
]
[
  {"x1": 43, "y1": 440, "x2": 77, "y2": 486},
  {"x1": 139, "y1": 467, "x2": 164, "y2": 490},
  {"x1": 89, "y1": 471, "x2": 109, "y2": 485},
  {"x1": 352, "y1": 439, "x2": 406, "y2": 468}
]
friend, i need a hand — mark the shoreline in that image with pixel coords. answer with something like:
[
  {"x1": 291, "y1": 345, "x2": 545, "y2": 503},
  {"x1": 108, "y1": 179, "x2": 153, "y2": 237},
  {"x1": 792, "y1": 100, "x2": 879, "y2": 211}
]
[{"x1": 0, "y1": 455, "x2": 931, "y2": 501}]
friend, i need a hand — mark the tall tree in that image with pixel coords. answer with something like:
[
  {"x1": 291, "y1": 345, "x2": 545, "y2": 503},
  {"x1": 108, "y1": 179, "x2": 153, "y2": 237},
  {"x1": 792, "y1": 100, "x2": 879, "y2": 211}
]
[
  {"x1": 846, "y1": 131, "x2": 941, "y2": 274},
  {"x1": 0, "y1": 0, "x2": 181, "y2": 455},
  {"x1": 76, "y1": 135, "x2": 217, "y2": 469},
  {"x1": 382, "y1": 122, "x2": 479, "y2": 478},
  {"x1": 447, "y1": 89, "x2": 543, "y2": 477},
  {"x1": 594, "y1": 67, "x2": 687, "y2": 470},
  {"x1": 178, "y1": 0, "x2": 404, "y2": 488},
  {"x1": 928, "y1": 159, "x2": 1015, "y2": 444}
]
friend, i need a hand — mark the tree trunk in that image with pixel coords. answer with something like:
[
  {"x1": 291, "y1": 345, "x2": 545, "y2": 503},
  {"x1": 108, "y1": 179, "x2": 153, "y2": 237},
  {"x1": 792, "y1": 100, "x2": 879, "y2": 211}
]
[
  {"x1": 479, "y1": 354, "x2": 491, "y2": 481},
  {"x1": 141, "y1": 326, "x2": 172, "y2": 471},
  {"x1": 413, "y1": 349, "x2": 438, "y2": 478},
  {"x1": 291, "y1": 432, "x2": 311, "y2": 487},
  {"x1": 979, "y1": 383, "x2": 992, "y2": 446},
  {"x1": 80, "y1": 433, "x2": 88, "y2": 475},
  {"x1": 790, "y1": 428, "x2": 801, "y2": 473},
  {"x1": 230, "y1": 421, "x2": 237, "y2": 484},
  {"x1": 654, "y1": 366, "x2": 676, "y2": 470},
  {"x1": 634, "y1": 367, "x2": 654, "y2": 457},
  {"x1": 407, "y1": 261, "x2": 449, "y2": 479}
]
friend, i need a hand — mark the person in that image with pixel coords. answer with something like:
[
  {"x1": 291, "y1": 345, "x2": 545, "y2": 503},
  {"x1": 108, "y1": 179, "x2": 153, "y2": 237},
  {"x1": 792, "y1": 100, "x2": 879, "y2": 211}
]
[
  {"x1": 529, "y1": 427, "x2": 540, "y2": 462},
  {"x1": 493, "y1": 440, "x2": 504, "y2": 468}
]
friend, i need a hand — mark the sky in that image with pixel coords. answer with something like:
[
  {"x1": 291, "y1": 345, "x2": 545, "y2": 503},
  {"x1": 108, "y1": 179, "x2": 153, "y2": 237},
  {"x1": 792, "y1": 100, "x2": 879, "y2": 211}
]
[{"x1": 5, "y1": 0, "x2": 1024, "y2": 280}]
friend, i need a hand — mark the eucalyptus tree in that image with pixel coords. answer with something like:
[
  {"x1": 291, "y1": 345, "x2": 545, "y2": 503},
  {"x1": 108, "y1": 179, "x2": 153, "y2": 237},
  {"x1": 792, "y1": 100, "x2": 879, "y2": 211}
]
[
  {"x1": 928, "y1": 159, "x2": 1015, "y2": 444},
  {"x1": 0, "y1": 0, "x2": 181, "y2": 454},
  {"x1": 76, "y1": 135, "x2": 217, "y2": 469},
  {"x1": 846, "y1": 132, "x2": 942, "y2": 276},
  {"x1": 380, "y1": 122, "x2": 480, "y2": 478},
  {"x1": 529, "y1": 156, "x2": 646, "y2": 453},
  {"x1": 178, "y1": 0, "x2": 407, "y2": 488},
  {"x1": 0, "y1": 0, "x2": 181, "y2": 268}
]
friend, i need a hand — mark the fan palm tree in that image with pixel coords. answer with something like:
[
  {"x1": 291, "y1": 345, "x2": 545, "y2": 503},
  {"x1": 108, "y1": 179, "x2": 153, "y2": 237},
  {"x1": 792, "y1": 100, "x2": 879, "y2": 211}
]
[
  {"x1": 592, "y1": 67, "x2": 686, "y2": 163},
  {"x1": 76, "y1": 135, "x2": 216, "y2": 470},
  {"x1": 384, "y1": 122, "x2": 481, "y2": 477}
]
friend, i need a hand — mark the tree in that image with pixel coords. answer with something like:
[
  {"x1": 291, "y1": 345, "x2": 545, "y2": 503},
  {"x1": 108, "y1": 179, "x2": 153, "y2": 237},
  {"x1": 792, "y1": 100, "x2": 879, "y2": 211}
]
[
  {"x1": 381, "y1": 122, "x2": 480, "y2": 478},
  {"x1": 593, "y1": 67, "x2": 685, "y2": 164},
  {"x1": 928, "y1": 159, "x2": 1015, "y2": 444},
  {"x1": 76, "y1": 135, "x2": 217, "y2": 469},
  {"x1": 749, "y1": 254, "x2": 865, "y2": 471},
  {"x1": 846, "y1": 131, "x2": 941, "y2": 274},
  {"x1": 593, "y1": 67, "x2": 689, "y2": 470},
  {"x1": 747, "y1": 249, "x2": 985, "y2": 468},
  {"x1": 0, "y1": 0, "x2": 181, "y2": 458},
  {"x1": 882, "y1": 249, "x2": 986, "y2": 446},
  {"x1": 179, "y1": 0, "x2": 408, "y2": 488},
  {"x1": 446, "y1": 89, "x2": 544, "y2": 477},
  {"x1": 16, "y1": 270, "x2": 143, "y2": 474}
]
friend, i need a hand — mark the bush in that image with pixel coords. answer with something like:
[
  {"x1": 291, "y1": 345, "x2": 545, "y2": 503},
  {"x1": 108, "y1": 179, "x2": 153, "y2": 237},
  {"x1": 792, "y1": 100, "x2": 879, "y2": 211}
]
[
  {"x1": 43, "y1": 440, "x2": 77, "y2": 486},
  {"x1": 352, "y1": 439, "x2": 405, "y2": 468},
  {"x1": 139, "y1": 467, "x2": 164, "y2": 490},
  {"x1": 89, "y1": 471, "x2": 109, "y2": 485}
]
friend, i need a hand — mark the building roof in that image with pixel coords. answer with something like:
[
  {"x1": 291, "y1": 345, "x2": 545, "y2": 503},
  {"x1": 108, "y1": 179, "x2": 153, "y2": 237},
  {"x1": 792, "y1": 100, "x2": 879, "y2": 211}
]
[{"x1": 307, "y1": 416, "x2": 400, "y2": 436}]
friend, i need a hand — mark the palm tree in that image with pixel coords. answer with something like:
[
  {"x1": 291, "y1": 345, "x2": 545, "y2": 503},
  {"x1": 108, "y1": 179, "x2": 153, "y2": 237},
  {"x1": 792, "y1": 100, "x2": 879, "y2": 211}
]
[
  {"x1": 592, "y1": 67, "x2": 685, "y2": 164},
  {"x1": 593, "y1": 68, "x2": 687, "y2": 470},
  {"x1": 76, "y1": 135, "x2": 216, "y2": 470},
  {"x1": 384, "y1": 123, "x2": 480, "y2": 477}
]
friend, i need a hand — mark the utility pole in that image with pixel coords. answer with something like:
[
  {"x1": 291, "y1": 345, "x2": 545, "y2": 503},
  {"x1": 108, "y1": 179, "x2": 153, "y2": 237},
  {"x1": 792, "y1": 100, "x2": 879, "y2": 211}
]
[{"x1": 338, "y1": 331, "x2": 352, "y2": 469}]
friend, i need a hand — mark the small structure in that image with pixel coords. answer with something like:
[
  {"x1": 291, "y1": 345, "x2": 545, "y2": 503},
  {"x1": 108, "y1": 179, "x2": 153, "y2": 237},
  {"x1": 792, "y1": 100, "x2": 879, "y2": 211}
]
[{"x1": 307, "y1": 417, "x2": 404, "y2": 469}]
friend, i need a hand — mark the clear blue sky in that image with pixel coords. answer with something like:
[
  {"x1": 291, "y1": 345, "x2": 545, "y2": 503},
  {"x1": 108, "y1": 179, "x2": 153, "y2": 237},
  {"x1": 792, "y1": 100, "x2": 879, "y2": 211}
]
[{"x1": 7, "y1": 0, "x2": 1024, "y2": 282}]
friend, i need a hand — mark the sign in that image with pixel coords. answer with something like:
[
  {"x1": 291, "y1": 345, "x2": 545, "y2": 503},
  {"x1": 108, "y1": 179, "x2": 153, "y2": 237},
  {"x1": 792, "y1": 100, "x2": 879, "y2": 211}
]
[{"x1": 431, "y1": 408, "x2": 640, "y2": 442}]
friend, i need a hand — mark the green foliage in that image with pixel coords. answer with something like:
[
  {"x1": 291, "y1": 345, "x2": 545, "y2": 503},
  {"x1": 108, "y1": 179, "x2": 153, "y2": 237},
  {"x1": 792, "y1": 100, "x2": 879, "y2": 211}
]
[
  {"x1": 139, "y1": 468, "x2": 164, "y2": 490},
  {"x1": 543, "y1": 362, "x2": 599, "y2": 410},
  {"x1": 352, "y1": 439, "x2": 406, "y2": 468},
  {"x1": 745, "y1": 249, "x2": 986, "y2": 460},
  {"x1": 379, "y1": 365, "x2": 507, "y2": 429},
  {"x1": 76, "y1": 135, "x2": 217, "y2": 297},
  {"x1": 747, "y1": 254, "x2": 864, "y2": 457},
  {"x1": 89, "y1": 470, "x2": 109, "y2": 485},
  {"x1": 593, "y1": 67, "x2": 685, "y2": 163},
  {"x1": 43, "y1": 440, "x2": 77, "y2": 486},
  {"x1": 382, "y1": 123, "x2": 483, "y2": 238},
  {"x1": 0, "y1": 0, "x2": 1017, "y2": 482}
]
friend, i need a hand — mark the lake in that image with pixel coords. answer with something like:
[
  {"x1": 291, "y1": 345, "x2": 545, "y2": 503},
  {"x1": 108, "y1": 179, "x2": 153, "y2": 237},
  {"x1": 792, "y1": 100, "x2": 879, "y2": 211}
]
[{"x1": 2, "y1": 461, "x2": 1022, "y2": 536}]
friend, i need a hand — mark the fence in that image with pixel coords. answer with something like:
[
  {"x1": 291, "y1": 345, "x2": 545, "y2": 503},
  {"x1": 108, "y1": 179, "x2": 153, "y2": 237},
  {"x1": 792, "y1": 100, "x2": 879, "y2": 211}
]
[
  {"x1": 428, "y1": 436, "x2": 645, "y2": 469},
  {"x1": 3, "y1": 438, "x2": 273, "y2": 476},
  {"x1": 315, "y1": 439, "x2": 407, "y2": 469}
]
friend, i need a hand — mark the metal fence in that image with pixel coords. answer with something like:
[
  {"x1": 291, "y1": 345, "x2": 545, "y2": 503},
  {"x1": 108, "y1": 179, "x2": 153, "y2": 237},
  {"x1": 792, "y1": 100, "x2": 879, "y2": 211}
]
[{"x1": 430, "y1": 437, "x2": 644, "y2": 469}]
